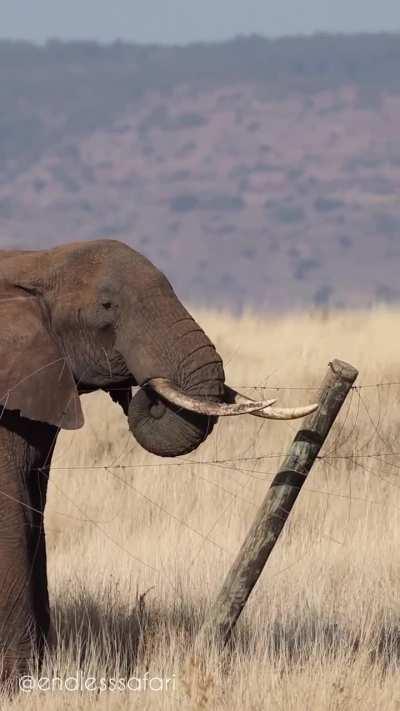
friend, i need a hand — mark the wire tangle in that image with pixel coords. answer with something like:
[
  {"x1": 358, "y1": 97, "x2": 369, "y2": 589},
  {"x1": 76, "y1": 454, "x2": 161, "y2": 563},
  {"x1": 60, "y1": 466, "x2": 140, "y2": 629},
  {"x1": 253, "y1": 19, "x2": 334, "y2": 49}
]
[{"x1": 1, "y1": 377, "x2": 399, "y2": 587}]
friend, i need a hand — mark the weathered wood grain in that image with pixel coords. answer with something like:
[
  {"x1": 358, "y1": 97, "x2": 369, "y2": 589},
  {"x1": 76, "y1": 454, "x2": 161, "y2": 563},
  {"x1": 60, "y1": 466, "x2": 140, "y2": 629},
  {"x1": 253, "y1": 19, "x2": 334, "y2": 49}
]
[{"x1": 197, "y1": 359, "x2": 358, "y2": 648}]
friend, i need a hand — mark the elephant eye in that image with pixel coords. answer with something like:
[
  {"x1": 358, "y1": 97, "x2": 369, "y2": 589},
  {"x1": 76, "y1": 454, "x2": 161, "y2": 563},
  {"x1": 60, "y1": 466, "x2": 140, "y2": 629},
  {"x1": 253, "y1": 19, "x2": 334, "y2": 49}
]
[{"x1": 102, "y1": 301, "x2": 113, "y2": 310}]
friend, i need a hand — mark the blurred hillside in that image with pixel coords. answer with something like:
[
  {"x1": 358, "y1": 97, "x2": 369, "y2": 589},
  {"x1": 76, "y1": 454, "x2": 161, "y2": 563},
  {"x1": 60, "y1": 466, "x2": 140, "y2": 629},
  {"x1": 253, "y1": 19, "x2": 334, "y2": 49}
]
[{"x1": 1, "y1": 34, "x2": 400, "y2": 310}]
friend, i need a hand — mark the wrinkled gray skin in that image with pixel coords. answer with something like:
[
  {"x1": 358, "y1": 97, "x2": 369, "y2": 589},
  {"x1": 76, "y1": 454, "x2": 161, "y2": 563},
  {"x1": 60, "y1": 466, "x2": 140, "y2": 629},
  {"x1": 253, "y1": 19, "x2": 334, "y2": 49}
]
[{"x1": 0, "y1": 240, "x2": 224, "y2": 686}]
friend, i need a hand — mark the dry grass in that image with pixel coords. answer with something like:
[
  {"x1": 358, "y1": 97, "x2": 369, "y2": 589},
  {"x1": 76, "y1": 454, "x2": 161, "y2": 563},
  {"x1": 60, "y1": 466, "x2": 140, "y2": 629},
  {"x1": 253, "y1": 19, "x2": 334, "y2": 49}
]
[{"x1": 5, "y1": 307, "x2": 400, "y2": 709}]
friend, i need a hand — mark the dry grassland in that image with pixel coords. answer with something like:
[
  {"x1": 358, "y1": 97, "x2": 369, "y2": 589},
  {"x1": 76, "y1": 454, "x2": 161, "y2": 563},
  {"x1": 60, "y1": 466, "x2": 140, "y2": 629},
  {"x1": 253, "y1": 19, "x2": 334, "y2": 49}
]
[{"x1": 5, "y1": 308, "x2": 400, "y2": 710}]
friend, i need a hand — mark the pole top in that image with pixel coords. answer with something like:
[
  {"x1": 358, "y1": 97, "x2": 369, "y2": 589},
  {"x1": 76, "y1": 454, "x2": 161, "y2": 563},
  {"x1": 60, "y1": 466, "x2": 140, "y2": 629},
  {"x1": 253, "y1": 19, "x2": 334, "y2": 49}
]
[{"x1": 329, "y1": 359, "x2": 359, "y2": 383}]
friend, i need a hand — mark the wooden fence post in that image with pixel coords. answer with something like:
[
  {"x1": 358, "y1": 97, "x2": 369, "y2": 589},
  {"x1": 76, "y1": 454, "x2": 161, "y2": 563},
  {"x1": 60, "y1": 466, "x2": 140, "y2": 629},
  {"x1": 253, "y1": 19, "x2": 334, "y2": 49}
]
[{"x1": 196, "y1": 358, "x2": 358, "y2": 649}]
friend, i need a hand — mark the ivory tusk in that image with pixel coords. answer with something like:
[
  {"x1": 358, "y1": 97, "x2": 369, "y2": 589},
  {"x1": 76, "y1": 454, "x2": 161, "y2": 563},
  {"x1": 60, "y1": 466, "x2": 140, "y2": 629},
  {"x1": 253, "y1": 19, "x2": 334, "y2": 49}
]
[
  {"x1": 145, "y1": 378, "x2": 277, "y2": 417},
  {"x1": 224, "y1": 385, "x2": 318, "y2": 420}
]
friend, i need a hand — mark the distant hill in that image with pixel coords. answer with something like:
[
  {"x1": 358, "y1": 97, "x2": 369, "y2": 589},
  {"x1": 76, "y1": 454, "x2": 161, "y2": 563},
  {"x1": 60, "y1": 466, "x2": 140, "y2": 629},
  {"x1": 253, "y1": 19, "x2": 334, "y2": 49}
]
[{"x1": 1, "y1": 34, "x2": 400, "y2": 310}]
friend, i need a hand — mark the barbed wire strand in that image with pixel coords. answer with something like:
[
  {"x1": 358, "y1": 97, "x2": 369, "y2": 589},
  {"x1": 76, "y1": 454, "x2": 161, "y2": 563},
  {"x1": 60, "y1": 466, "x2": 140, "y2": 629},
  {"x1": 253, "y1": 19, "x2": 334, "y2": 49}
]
[{"x1": 2, "y1": 377, "x2": 400, "y2": 600}]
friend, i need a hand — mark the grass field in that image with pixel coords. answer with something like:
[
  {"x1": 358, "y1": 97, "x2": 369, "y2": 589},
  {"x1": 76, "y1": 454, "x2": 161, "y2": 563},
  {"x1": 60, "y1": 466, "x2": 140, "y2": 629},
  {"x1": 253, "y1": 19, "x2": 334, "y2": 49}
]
[{"x1": 5, "y1": 307, "x2": 400, "y2": 709}]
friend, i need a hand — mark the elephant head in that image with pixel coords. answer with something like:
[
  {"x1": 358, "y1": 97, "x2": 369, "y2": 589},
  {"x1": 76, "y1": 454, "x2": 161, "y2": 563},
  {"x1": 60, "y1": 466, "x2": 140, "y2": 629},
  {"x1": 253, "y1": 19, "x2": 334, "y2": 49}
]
[{"x1": 0, "y1": 240, "x2": 317, "y2": 456}]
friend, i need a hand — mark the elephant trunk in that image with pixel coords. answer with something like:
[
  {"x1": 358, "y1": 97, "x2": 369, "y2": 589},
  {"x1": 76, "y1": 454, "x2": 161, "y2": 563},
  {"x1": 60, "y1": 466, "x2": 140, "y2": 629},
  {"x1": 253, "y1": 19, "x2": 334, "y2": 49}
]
[{"x1": 121, "y1": 307, "x2": 225, "y2": 457}]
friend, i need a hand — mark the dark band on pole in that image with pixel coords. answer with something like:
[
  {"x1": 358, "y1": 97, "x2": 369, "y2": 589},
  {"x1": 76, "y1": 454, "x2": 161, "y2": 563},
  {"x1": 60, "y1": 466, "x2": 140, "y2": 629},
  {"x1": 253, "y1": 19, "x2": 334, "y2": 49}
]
[{"x1": 271, "y1": 470, "x2": 307, "y2": 488}]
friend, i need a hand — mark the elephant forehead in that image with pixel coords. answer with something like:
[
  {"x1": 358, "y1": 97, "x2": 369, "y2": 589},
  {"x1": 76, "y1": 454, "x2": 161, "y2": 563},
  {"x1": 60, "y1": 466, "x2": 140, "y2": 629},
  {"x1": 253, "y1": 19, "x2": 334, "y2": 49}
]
[{"x1": 49, "y1": 243, "x2": 169, "y2": 298}]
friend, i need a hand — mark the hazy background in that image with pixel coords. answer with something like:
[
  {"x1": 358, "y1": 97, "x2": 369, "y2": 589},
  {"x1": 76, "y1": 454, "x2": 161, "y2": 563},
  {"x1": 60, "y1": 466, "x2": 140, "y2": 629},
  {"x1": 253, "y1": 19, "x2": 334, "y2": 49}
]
[
  {"x1": 1, "y1": 6, "x2": 400, "y2": 311},
  {"x1": 1, "y1": 0, "x2": 400, "y2": 44}
]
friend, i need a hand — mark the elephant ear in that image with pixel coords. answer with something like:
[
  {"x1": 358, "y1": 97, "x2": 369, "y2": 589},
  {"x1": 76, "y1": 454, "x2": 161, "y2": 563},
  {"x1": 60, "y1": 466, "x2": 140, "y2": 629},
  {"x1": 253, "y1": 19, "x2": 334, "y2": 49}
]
[{"x1": 0, "y1": 287, "x2": 84, "y2": 430}]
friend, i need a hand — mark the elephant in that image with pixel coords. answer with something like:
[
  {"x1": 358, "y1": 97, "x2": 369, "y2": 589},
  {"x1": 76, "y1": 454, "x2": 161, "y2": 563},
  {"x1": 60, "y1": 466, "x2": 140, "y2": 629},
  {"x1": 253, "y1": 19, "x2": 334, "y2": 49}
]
[{"x1": 0, "y1": 239, "x2": 317, "y2": 686}]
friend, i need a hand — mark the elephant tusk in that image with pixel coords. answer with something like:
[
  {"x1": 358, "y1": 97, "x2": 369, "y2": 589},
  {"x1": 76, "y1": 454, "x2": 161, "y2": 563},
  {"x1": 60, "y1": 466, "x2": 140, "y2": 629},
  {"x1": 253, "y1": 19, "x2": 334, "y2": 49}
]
[
  {"x1": 145, "y1": 378, "x2": 277, "y2": 416},
  {"x1": 224, "y1": 385, "x2": 318, "y2": 420}
]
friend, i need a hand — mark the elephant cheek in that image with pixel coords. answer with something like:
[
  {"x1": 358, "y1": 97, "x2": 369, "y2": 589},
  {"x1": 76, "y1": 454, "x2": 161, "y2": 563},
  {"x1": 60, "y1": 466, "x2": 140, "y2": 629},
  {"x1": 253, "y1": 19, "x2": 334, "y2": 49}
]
[{"x1": 128, "y1": 388, "x2": 216, "y2": 457}]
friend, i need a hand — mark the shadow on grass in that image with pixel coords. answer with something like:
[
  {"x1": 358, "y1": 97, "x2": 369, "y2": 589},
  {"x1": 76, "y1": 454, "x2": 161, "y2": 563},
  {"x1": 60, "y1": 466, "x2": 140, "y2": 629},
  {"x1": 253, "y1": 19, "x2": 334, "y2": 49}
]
[
  {"x1": 50, "y1": 583, "x2": 201, "y2": 676},
  {"x1": 232, "y1": 613, "x2": 400, "y2": 671},
  {"x1": 49, "y1": 585, "x2": 400, "y2": 674}
]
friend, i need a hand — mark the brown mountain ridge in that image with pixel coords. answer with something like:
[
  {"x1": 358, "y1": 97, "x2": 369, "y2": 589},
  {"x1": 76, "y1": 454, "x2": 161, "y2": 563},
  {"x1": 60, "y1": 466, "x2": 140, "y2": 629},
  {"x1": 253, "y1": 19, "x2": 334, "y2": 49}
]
[{"x1": 1, "y1": 34, "x2": 400, "y2": 310}]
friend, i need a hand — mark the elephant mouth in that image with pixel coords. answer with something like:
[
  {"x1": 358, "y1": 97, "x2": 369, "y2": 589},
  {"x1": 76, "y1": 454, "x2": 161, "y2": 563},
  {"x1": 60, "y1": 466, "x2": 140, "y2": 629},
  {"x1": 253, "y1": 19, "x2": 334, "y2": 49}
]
[{"x1": 128, "y1": 386, "x2": 217, "y2": 457}]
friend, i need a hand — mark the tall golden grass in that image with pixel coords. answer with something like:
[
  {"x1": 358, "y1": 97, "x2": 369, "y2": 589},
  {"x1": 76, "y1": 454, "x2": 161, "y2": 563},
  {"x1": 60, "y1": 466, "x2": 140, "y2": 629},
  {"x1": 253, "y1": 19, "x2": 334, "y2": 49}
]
[{"x1": 5, "y1": 307, "x2": 400, "y2": 709}]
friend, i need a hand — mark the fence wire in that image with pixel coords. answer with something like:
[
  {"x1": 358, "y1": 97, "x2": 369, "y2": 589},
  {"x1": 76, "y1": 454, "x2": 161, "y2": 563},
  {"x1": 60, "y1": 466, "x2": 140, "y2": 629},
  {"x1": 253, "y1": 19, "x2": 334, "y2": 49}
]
[{"x1": 2, "y1": 378, "x2": 400, "y2": 590}]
